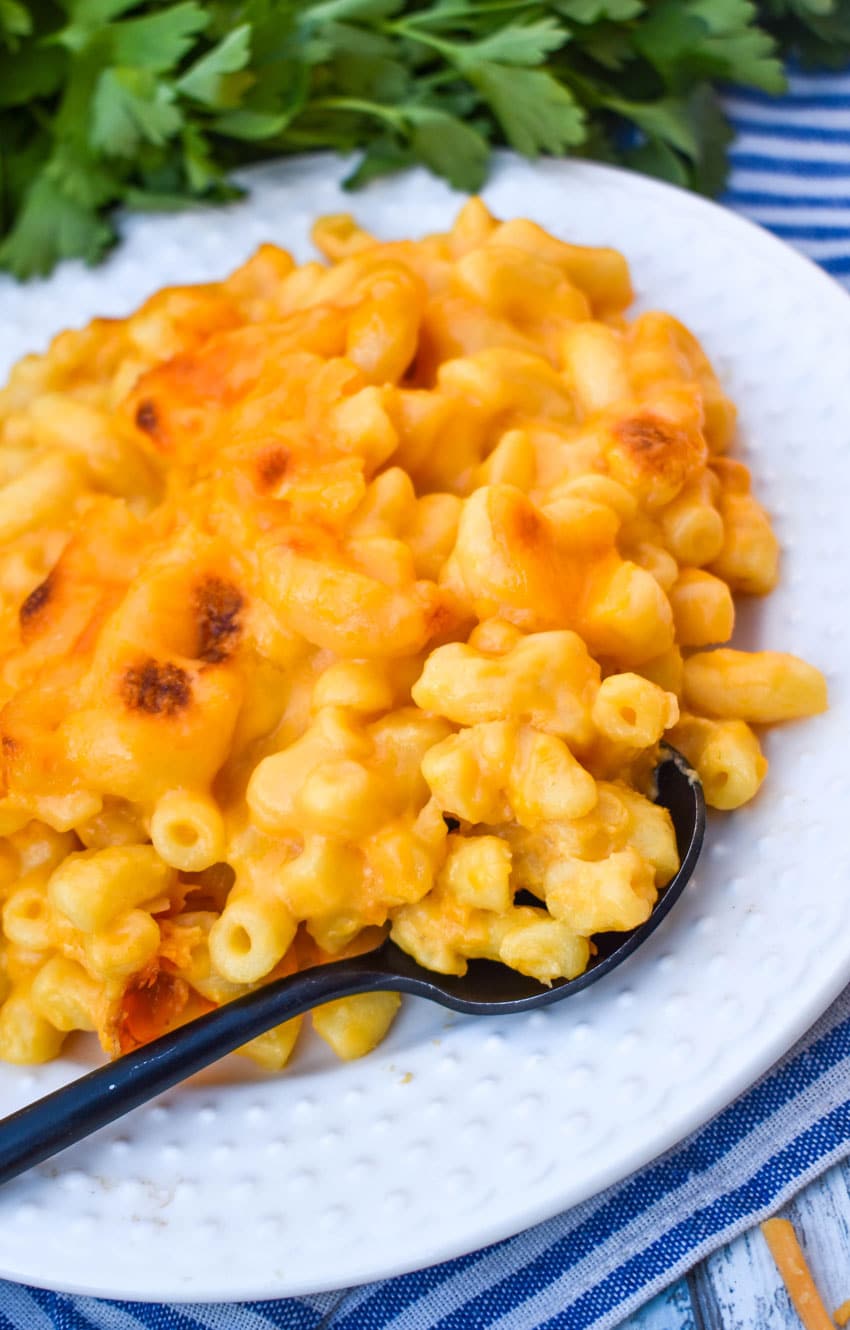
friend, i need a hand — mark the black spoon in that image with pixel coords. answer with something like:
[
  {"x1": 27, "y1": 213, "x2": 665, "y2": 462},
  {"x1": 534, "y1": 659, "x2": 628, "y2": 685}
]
[{"x1": 0, "y1": 745, "x2": 704, "y2": 1185}]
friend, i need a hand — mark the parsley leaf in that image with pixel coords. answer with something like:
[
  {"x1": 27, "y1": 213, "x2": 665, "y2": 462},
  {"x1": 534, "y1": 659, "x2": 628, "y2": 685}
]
[
  {"x1": 626, "y1": 137, "x2": 690, "y2": 187},
  {"x1": 0, "y1": 0, "x2": 31, "y2": 48},
  {"x1": 343, "y1": 134, "x2": 415, "y2": 188},
  {"x1": 0, "y1": 44, "x2": 66, "y2": 107},
  {"x1": 212, "y1": 107, "x2": 290, "y2": 139},
  {"x1": 688, "y1": 85, "x2": 736, "y2": 196},
  {"x1": 110, "y1": 4, "x2": 209, "y2": 72},
  {"x1": 177, "y1": 24, "x2": 253, "y2": 107},
  {"x1": 603, "y1": 95, "x2": 700, "y2": 157},
  {"x1": 635, "y1": 0, "x2": 786, "y2": 93},
  {"x1": 0, "y1": 173, "x2": 116, "y2": 277},
  {"x1": 92, "y1": 68, "x2": 183, "y2": 155},
  {"x1": 474, "y1": 65, "x2": 586, "y2": 156},
  {"x1": 306, "y1": 0, "x2": 405, "y2": 21},
  {"x1": 760, "y1": 0, "x2": 850, "y2": 67},
  {"x1": 59, "y1": 0, "x2": 144, "y2": 53},
  {"x1": 408, "y1": 107, "x2": 490, "y2": 190},
  {"x1": 454, "y1": 18, "x2": 570, "y2": 67},
  {"x1": 556, "y1": 1, "x2": 644, "y2": 21}
]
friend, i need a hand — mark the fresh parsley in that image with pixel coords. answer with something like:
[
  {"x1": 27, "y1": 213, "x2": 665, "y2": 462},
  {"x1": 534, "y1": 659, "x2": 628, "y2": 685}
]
[{"x1": 1, "y1": 0, "x2": 848, "y2": 279}]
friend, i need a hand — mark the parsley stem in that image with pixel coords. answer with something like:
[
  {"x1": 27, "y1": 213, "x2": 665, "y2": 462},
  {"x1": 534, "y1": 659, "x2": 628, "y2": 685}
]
[
  {"x1": 420, "y1": 69, "x2": 464, "y2": 92},
  {"x1": 307, "y1": 98, "x2": 406, "y2": 131},
  {"x1": 388, "y1": 0, "x2": 538, "y2": 25},
  {"x1": 385, "y1": 22, "x2": 459, "y2": 64}
]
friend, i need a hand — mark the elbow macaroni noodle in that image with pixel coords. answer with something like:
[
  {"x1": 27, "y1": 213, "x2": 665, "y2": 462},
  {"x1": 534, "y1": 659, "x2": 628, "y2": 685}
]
[{"x1": 0, "y1": 201, "x2": 827, "y2": 1067}]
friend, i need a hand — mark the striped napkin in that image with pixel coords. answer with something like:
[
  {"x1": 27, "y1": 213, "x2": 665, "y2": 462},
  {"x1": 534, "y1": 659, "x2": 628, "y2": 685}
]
[{"x1": 2, "y1": 63, "x2": 849, "y2": 1330}]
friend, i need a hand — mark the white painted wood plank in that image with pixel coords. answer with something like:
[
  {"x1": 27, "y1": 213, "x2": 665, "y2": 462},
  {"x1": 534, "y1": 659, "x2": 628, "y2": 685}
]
[
  {"x1": 788, "y1": 1163, "x2": 850, "y2": 1315},
  {"x1": 617, "y1": 1278, "x2": 696, "y2": 1330},
  {"x1": 694, "y1": 1225, "x2": 799, "y2": 1330},
  {"x1": 675, "y1": 1167, "x2": 850, "y2": 1330}
]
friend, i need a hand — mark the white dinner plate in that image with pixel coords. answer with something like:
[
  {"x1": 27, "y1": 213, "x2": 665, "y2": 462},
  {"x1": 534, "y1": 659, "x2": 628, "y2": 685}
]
[{"x1": 0, "y1": 154, "x2": 847, "y2": 1302}]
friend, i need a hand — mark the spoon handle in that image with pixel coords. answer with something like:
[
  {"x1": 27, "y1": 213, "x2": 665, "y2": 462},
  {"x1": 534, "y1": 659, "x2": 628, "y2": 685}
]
[{"x1": 0, "y1": 951, "x2": 392, "y2": 1186}]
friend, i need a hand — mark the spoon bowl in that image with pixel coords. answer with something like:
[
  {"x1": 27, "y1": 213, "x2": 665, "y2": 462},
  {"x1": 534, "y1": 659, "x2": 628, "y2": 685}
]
[
  {"x1": 0, "y1": 745, "x2": 703, "y2": 1185},
  {"x1": 383, "y1": 744, "x2": 705, "y2": 1013}
]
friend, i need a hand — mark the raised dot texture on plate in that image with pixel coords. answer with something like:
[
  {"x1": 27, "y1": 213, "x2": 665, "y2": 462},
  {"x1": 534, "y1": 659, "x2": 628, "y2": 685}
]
[{"x1": 0, "y1": 154, "x2": 846, "y2": 1301}]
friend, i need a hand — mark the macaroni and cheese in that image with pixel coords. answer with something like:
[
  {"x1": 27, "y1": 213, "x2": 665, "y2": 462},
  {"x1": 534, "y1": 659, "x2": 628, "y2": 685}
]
[{"x1": 0, "y1": 202, "x2": 827, "y2": 1067}]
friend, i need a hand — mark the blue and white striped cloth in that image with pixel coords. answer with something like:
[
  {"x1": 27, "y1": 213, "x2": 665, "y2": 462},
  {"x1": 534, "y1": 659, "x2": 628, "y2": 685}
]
[
  {"x1": 3, "y1": 64, "x2": 850, "y2": 1330},
  {"x1": 724, "y1": 69, "x2": 850, "y2": 283}
]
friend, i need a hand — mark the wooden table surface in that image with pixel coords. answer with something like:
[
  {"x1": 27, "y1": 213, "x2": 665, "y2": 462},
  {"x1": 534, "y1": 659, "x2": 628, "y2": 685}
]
[{"x1": 620, "y1": 1161, "x2": 850, "y2": 1330}]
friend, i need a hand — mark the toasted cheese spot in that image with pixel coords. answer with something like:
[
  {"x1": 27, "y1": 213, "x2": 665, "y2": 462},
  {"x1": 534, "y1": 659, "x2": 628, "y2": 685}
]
[
  {"x1": 609, "y1": 411, "x2": 705, "y2": 507},
  {"x1": 121, "y1": 660, "x2": 192, "y2": 716},
  {"x1": 279, "y1": 525, "x2": 334, "y2": 560},
  {"x1": 0, "y1": 736, "x2": 13, "y2": 795},
  {"x1": 19, "y1": 574, "x2": 54, "y2": 628},
  {"x1": 194, "y1": 577, "x2": 244, "y2": 664},
  {"x1": 425, "y1": 597, "x2": 464, "y2": 642},
  {"x1": 616, "y1": 414, "x2": 683, "y2": 463},
  {"x1": 117, "y1": 968, "x2": 190, "y2": 1053},
  {"x1": 513, "y1": 503, "x2": 545, "y2": 549},
  {"x1": 255, "y1": 447, "x2": 291, "y2": 492},
  {"x1": 135, "y1": 399, "x2": 159, "y2": 436}
]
